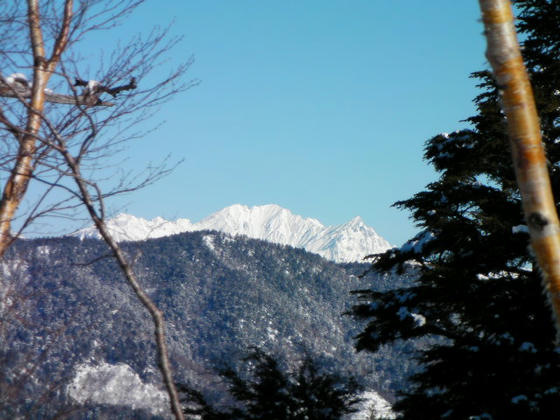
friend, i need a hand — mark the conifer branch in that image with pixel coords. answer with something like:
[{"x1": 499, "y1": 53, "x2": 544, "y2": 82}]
[{"x1": 478, "y1": 0, "x2": 560, "y2": 336}]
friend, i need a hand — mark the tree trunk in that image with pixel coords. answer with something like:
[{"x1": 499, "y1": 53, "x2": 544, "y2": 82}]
[
  {"x1": 0, "y1": 0, "x2": 52, "y2": 256},
  {"x1": 478, "y1": 0, "x2": 560, "y2": 335},
  {"x1": 0, "y1": 0, "x2": 74, "y2": 257}
]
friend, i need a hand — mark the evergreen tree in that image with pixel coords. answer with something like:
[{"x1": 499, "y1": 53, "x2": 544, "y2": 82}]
[
  {"x1": 179, "y1": 348, "x2": 361, "y2": 420},
  {"x1": 351, "y1": 1, "x2": 560, "y2": 418}
]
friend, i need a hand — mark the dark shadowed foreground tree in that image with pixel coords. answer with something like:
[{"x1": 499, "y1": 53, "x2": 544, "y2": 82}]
[
  {"x1": 350, "y1": 0, "x2": 560, "y2": 418},
  {"x1": 0, "y1": 1, "x2": 195, "y2": 418},
  {"x1": 479, "y1": 0, "x2": 560, "y2": 332},
  {"x1": 179, "y1": 348, "x2": 362, "y2": 420}
]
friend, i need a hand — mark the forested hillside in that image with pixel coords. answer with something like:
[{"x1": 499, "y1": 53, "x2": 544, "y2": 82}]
[{"x1": 1, "y1": 231, "x2": 416, "y2": 418}]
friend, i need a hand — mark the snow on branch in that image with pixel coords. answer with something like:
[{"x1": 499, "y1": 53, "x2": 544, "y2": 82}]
[
  {"x1": 74, "y1": 77, "x2": 137, "y2": 98},
  {"x1": 0, "y1": 74, "x2": 137, "y2": 107}
]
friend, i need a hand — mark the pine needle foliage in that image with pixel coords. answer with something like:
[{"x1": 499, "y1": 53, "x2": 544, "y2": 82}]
[
  {"x1": 179, "y1": 348, "x2": 362, "y2": 420},
  {"x1": 350, "y1": 1, "x2": 560, "y2": 418}
]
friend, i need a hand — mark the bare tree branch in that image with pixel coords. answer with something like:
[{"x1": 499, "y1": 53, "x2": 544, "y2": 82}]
[
  {"x1": 0, "y1": 83, "x2": 116, "y2": 106},
  {"x1": 74, "y1": 76, "x2": 137, "y2": 97},
  {"x1": 0, "y1": 0, "x2": 73, "y2": 256},
  {"x1": 55, "y1": 129, "x2": 184, "y2": 417},
  {"x1": 0, "y1": 1, "x2": 194, "y2": 418}
]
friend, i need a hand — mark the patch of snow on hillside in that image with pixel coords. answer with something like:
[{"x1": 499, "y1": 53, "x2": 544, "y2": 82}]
[
  {"x1": 67, "y1": 361, "x2": 169, "y2": 417},
  {"x1": 37, "y1": 245, "x2": 50, "y2": 255},
  {"x1": 346, "y1": 391, "x2": 396, "y2": 419},
  {"x1": 202, "y1": 234, "x2": 216, "y2": 251}
]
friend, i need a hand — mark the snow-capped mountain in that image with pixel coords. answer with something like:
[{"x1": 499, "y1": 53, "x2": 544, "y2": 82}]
[
  {"x1": 75, "y1": 213, "x2": 194, "y2": 241},
  {"x1": 73, "y1": 204, "x2": 393, "y2": 262}
]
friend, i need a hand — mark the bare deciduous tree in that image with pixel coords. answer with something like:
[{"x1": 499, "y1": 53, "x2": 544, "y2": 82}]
[{"x1": 0, "y1": 1, "x2": 197, "y2": 418}]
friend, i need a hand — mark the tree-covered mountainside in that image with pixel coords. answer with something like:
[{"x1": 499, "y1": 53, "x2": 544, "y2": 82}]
[
  {"x1": 1, "y1": 230, "x2": 415, "y2": 418},
  {"x1": 350, "y1": 1, "x2": 560, "y2": 419}
]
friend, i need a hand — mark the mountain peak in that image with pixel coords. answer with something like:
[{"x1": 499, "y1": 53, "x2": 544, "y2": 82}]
[
  {"x1": 346, "y1": 216, "x2": 365, "y2": 226},
  {"x1": 72, "y1": 204, "x2": 392, "y2": 262}
]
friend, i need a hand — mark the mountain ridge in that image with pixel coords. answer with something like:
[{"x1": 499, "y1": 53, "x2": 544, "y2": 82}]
[
  {"x1": 2, "y1": 230, "x2": 413, "y2": 418},
  {"x1": 72, "y1": 204, "x2": 393, "y2": 263}
]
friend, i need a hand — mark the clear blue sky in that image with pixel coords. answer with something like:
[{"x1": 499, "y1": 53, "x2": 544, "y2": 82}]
[{"x1": 69, "y1": 1, "x2": 488, "y2": 246}]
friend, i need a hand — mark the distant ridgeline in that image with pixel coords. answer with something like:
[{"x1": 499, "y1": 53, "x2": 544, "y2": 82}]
[
  {"x1": 71, "y1": 204, "x2": 394, "y2": 263},
  {"x1": 1, "y1": 230, "x2": 417, "y2": 418}
]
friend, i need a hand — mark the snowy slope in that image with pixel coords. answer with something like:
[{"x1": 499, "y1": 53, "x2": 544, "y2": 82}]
[
  {"x1": 76, "y1": 213, "x2": 194, "y2": 241},
  {"x1": 72, "y1": 204, "x2": 393, "y2": 262},
  {"x1": 346, "y1": 391, "x2": 396, "y2": 420}
]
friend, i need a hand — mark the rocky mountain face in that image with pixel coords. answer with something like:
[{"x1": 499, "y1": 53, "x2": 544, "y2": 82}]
[
  {"x1": 1, "y1": 231, "x2": 414, "y2": 418},
  {"x1": 72, "y1": 204, "x2": 393, "y2": 263}
]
